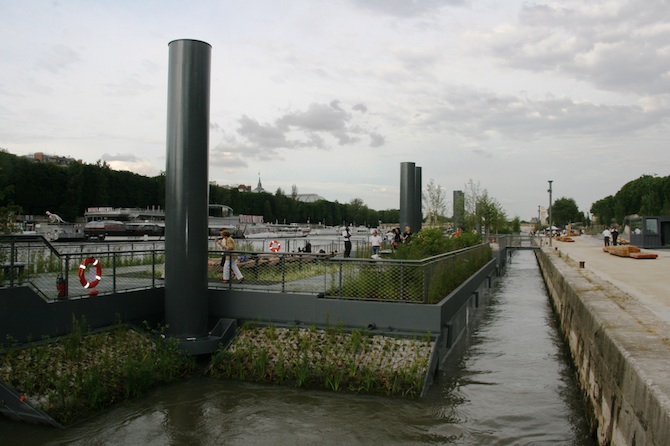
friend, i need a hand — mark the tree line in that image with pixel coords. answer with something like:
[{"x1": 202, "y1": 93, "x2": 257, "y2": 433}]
[
  {"x1": 0, "y1": 150, "x2": 398, "y2": 228},
  {"x1": 590, "y1": 174, "x2": 670, "y2": 226}
]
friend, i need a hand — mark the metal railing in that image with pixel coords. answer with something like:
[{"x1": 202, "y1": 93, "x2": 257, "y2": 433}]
[
  {"x1": 0, "y1": 236, "x2": 165, "y2": 300},
  {"x1": 1, "y1": 236, "x2": 492, "y2": 304},
  {"x1": 496, "y1": 234, "x2": 542, "y2": 250}
]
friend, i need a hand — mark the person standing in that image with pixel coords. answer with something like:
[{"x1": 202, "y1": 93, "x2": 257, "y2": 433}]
[
  {"x1": 391, "y1": 227, "x2": 401, "y2": 250},
  {"x1": 370, "y1": 229, "x2": 383, "y2": 256},
  {"x1": 342, "y1": 224, "x2": 352, "y2": 258},
  {"x1": 402, "y1": 225, "x2": 412, "y2": 243},
  {"x1": 217, "y1": 229, "x2": 244, "y2": 283},
  {"x1": 602, "y1": 227, "x2": 611, "y2": 247},
  {"x1": 611, "y1": 227, "x2": 619, "y2": 246}
]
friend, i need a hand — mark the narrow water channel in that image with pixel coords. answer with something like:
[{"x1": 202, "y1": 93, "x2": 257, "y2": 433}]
[{"x1": 1, "y1": 250, "x2": 595, "y2": 445}]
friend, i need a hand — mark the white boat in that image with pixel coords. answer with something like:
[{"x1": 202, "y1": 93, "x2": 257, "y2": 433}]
[
  {"x1": 28, "y1": 223, "x2": 86, "y2": 241},
  {"x1": 350, "y1": 226, "x2": 371, "y2": 236},
  {"x1": 277, "y1": 224, "x2": 311, "y2": 238},
  {"x1": 242, "y1": 225, "x2": 280, "y2": 239},
  {"x1": 311, "y1": 226, "x2": 339, "y2": 236}
]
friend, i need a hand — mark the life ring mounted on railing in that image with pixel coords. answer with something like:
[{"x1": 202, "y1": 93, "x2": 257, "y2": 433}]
[
  {"x1": 269, "y1": 239, "x2": 281, "y2": 252},
  {"x1": 78, "y1": 257, "x2": 102, "y2": 289}
]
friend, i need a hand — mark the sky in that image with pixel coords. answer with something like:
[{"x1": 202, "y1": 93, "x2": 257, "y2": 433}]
[{"x1": 1, "y1": 0, "x2": 669, "y2": 221}]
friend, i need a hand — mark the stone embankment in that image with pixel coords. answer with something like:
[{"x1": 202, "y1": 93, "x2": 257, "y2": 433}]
[{"x1": 537, "y1": 240, "x2": 670, "y2": 445}]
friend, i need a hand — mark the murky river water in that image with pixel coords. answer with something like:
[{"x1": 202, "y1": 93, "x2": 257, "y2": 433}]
[{"x1": 1, "y1": 250, "x2": 595, "y2": 445}]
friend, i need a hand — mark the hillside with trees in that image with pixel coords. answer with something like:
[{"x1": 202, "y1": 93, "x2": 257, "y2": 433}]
[
  {"x1": 0, "y1": 150, "x2": 397, "y2": 227},
  {"x1": 590, "y1": 175, "x2": 670, "y2": 226}
]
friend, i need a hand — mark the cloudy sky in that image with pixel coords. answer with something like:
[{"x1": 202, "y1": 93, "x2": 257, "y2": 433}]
[{"x1": 2, "y1": 0, "x2": 669, "y2": 220}]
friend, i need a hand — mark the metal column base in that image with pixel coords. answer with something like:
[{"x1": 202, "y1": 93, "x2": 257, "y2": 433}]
[{"x1": 177, "y1": 318, "x2": 237, "y2": 356}]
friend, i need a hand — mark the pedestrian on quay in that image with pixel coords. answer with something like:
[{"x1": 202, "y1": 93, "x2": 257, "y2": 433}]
[
  {"x1": 602, "y1": 227, "x2": 611, "y2": 247},
  {"x1": 217, "y1": 229, "x2": 244, "y2": 283},
  {"x1": 342, "y1": 224, "x2": 352, "y2": 258},
  {"x1": 611, "y1": 227, "x2": 619, "y2": 246},
  {"x1": 370, "y1": 229, "x2": 383, "y2": 256}
]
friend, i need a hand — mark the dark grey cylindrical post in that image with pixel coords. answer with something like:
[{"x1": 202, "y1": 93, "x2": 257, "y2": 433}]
[
  {"x1": 399, "y1": 162, "x2": 415, "y2": 233},
  {"x1": 165, "y1": 39, "x2": 211, "y2": 339},
  {"x1": 414, "y1": 165, "x2": 422, "y2": 232}
]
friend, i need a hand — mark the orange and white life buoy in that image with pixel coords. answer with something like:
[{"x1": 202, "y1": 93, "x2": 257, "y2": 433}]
[
  {"x1": 269, "y1": 239, "x2": 281, "y2": 252},
  {"x1": 78, "y1": 257, "x2": 102, "y2": 289}
]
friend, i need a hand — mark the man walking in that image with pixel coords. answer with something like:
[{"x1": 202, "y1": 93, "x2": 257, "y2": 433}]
[{"x1": 342, "y1": 224, "x2": 352, "y2": 258}]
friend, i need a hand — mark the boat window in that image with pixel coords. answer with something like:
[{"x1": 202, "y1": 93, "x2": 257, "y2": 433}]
[{"x1": 645, "y1": 218, "x2": 658, "y2": 235}]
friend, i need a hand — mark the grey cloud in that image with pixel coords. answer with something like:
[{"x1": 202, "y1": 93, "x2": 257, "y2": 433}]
[
  {"x1": 479, "y1": 1, "x2": 670, "y2": 96},
  {"x1": 277, "y1": 101, "x2": 351, "y2": 132},
  {"x1": 101, "y1": 153, "x2": 140, "y2": 162},
  {"x1": 369, "y1": 132, "x2": 386, "y2": 147},
  {"x1": 351, "y1": 0, "x2": 468, "y2": 17},
  {"x1": 39, "y1": 44, "x2": 80, "y2": 73},
  {"x1": 353, "y1": 104, "x2": 368, "y2": 113},
  {"x1": 230, "y1": 102, "x2": 386, "y2": 156},
  {"x1": 238, "y1": 115, "x2": 291, "y2": 148},
  {"x1": 421, "y1": 86, "x2": 668, "y2": 141}
]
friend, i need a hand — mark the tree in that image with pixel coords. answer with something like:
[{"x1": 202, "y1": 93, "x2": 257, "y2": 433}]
[
  {"x1": 476, "y1": 191, "x2": 506, "y2": 239},
  {"x1": 423, "y1": 179, "x2": 447, "y2": 226},
  {"x1": 463, "y1": 179, "x2": 483, "y2": 231},
  {"x1": 551, "y1": 197, "x2": 582, "y2": 226}
]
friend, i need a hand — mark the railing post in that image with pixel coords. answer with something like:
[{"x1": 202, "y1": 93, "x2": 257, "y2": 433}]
[
  {"x1": 422, "y1": 260, "x2": 429, "y2": 303},
  {"x1": 281, "y1": 254, "x2": 286, "y2": 293},
  {"x1": 112, "y1": 252, "x2": 117, "y2": 293},
  {"x1": 64, "y1": 255, "x2": 70, "y2": 298},
  {"x1": 9, "y1": 239, "x2": 17, "y2": 287},
  {"x1": 338, "y1": 261, "x2": 343, "y2": 298},
  {"x1": 152, "y1": 250, "x2": 156, "y2": 288},
  {"x1": 399, "y1": 262, "x2": 404, "y2": 300}
]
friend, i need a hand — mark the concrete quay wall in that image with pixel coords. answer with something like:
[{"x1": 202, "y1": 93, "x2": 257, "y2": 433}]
[{"x1": 537, "y1": 247, "x2": 670, "y2": 446}]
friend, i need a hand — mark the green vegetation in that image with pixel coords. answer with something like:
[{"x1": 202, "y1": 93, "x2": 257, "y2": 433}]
[
  {"x1": 0, "y1": 150, "x2": 397, "y2": 228},
  {"x1": 550, "y1": 197, "x2": 587, "y2": 226},
  {"x1": 591, "y1": 174, "x2": 670, "y2": 226},
  {"x1": 0, "y1": 316, "x2": 195, "y2": 425},
  {"x1": 332, "y1": 228, "x2": 491, "y2": 303},
  {"x1": 210, "y1": 322, "x2": 432, "y2": 397}
]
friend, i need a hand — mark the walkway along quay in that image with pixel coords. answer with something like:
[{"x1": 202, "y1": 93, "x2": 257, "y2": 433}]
[{"x1": 537, "y1": 235, "x2": 670, "y2": 446}]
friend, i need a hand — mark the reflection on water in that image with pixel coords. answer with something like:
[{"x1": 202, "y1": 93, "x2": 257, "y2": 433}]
[{"x1": 1, "y1": 250, "x2": 595, "y2": 445}]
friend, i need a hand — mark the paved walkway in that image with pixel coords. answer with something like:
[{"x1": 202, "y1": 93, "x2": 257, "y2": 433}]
[{"x1": 546, "y1": 234, "x2": 670, "y2": 324}]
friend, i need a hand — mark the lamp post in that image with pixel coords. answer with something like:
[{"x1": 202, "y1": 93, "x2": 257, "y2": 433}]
[{"x1": 548, "y1": 180, "x2": 553, "y2": 247}]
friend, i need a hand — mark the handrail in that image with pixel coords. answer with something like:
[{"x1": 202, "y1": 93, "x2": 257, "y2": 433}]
[{"x1": 1, "y1": 236, "x2": 492, "y2": 303}]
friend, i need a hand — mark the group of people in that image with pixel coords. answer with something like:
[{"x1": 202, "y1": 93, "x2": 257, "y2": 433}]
[
  {"x1": 218, "y1": 223, "x2": 416, "y2": 281},
  {"x1": 342, "y1": 224, "x2": 412, "y2": 258},
  {"x1": 602, "y1": 227, "x2": 619, "y2": 246}
]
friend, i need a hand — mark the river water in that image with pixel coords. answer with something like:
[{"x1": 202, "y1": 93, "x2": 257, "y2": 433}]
[{"x1": 1, "y1": 250, "x2": 595, "y2": 445}]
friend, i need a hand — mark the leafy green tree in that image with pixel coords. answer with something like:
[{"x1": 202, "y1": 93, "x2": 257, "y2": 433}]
[{"x1": 551, "y1": 197, "x2": 582, "y2": 226}]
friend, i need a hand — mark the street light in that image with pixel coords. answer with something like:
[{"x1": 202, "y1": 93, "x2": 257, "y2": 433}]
[{"x1": 548, "y1": 180, "x2": 553, "y2": 247}]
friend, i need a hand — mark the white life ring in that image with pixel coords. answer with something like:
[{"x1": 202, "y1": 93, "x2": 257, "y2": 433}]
[
  {"x1": 269, "y1": 239, "x2": 281, "y2": 252},
  {"x1": 78, "y1": 257, "x2": 102, "y2": 289}
]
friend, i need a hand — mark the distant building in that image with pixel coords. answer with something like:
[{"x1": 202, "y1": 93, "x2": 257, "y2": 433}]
[
  {"x1": 24, "y1": 152, "x2": 80, "y2": 166},
  {"x1": 294, "y1": 193, "x2": 326, "y2": 203},
  {"x1": 253, "y1": 174, "x2": 266, "y2": 193}
]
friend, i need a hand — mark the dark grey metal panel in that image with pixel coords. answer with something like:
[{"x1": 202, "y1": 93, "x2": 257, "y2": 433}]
[
  {"x1": 414, "y1": 165, "x2": 422, "y2": 232},
  {"x1": 165, "y1": 39, "x2": 211, "y2": 338},
  {"x1": 0, "y1": 287, "x2": 164, "y2": 345},
  {"x1": 399, "y1": 162, "x2": 415, "y2": 232}
]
